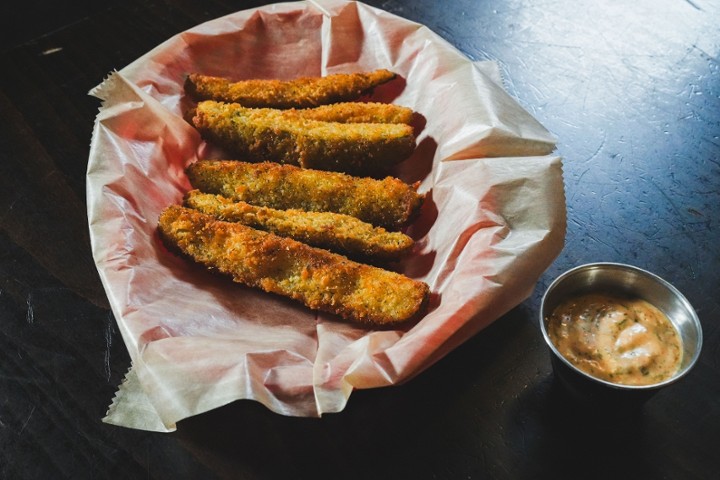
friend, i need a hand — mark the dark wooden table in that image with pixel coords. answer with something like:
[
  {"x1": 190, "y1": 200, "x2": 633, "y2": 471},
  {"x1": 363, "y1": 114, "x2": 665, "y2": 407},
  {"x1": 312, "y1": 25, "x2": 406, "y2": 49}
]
[{"x1": 1, "y1": 1, "x2": 718, "y2": 478}]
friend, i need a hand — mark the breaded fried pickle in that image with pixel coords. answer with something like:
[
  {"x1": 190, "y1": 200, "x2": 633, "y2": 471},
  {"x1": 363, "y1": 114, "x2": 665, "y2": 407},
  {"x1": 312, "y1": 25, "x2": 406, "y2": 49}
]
[
  {"x1": 186, "y1": 160, "x2": 424, "y2": 231},
  {"x1": 184, "y1": 190, "x2": 414, "y2": 262},
  {"x1": 158, "y1": 206, "x2": 429, "y2": 325},
  {"x1": 190, "y1": 101, "x2": 415, "y2": 174},
  {"x1": 185, "y1": 69, "x2": 397, "y2": 108},
  {"x1": 187, "y1": 102, "x2": 413, "y2": 125},
  {"x1": 287, "y1": 102, "x2": 414, "y2": 125}
]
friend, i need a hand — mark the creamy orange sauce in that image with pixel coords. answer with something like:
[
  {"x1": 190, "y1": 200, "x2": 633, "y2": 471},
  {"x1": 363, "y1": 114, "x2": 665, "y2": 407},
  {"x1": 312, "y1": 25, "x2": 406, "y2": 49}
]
[{"x1": 547, "y1": 293, "x2": 682, "y2": 386}]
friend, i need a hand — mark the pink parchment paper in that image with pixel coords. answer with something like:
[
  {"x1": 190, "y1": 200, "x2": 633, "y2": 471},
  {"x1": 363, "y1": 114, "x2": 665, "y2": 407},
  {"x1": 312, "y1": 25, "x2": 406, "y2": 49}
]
[{"x1": 88, "y1": 0, "x2": 565, "y2": 430}]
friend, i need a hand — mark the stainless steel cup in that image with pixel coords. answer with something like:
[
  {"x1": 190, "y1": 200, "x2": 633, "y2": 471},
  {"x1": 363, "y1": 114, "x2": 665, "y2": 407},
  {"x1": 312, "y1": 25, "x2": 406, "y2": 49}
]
[{"x1": 540, "y1": 262, "x2": 702, "y2": 406}]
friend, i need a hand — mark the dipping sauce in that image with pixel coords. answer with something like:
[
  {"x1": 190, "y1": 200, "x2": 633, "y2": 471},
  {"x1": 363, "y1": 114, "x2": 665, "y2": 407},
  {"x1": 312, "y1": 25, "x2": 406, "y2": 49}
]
[{"x1": 546, "y1": 293, "x2": 682, "y2": 386}]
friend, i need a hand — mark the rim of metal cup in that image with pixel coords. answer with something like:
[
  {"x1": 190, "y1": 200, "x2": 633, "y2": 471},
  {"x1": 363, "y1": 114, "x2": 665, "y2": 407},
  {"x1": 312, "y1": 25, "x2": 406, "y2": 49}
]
[{"x1": 539, "y1": 262, "x2": 703, "y2": 391}]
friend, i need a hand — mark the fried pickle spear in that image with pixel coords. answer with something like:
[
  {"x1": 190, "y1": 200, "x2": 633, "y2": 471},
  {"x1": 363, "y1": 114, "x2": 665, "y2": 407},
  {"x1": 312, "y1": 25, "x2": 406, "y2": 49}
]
[
  {"x1": 184, "y1": 190, "x2": 414, "y2": 262},
  {"x1": 283, "y1": 102, "x2": 414, "y2": 125},
  {"x1": 184, "y1": 102, "x2": 414, "y2": 126},
  {"x1": 189, "y1": 101, "x2": 415, "y2": 174},
  {"x1": 186, "y1": 160, "x2": 424, "y2": 231},
  {"x1": 183, "y1": 102, "x2": 413, "y2": 130},
  {"x1": 184, "y1": 69, "x2": 397, "y2": 108},
  {"x1": 158, "y1": 206, "x2": 429, "y2": 325}
]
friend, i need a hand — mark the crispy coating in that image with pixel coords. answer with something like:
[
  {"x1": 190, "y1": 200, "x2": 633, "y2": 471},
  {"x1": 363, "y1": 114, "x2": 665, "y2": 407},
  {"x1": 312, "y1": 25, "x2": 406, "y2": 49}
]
[
  {"x1": 158, "y1": 206, "x2": 429, "y2": 325},
  {"x1": 184, "y1": 190, "x2": 414, "y2": 262},
  {"x1": 287, "y1": 102, "x2": 414, "y2": 125},
  {"x1": 184, "y1": 69, "x2": 397, "y2": 108},
  {"x1": 185, "y1": 102, "x2": 413, "y2": 126},
  {"x1": 183, "y1": 102, "x2": 414, "y2": 126},
  {"x1": 186, "y1": 160, "x2": 424, "y2": 231},
  {"x1": 190, "y1": 101, "x2": 415, "y2": 175}
]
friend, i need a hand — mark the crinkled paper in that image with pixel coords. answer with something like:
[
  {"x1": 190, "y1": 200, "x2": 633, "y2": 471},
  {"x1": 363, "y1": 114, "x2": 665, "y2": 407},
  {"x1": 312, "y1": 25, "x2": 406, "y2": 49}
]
[{"x1": 88, "y1": 0, "x2": 566, "y2": 431}]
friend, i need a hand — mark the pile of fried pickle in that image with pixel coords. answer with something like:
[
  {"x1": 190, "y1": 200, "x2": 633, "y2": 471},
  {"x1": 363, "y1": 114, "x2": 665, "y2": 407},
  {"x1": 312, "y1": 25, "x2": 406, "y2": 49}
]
[{"x1": 158, "y1": 69, "x2": 430, "y2": 326}]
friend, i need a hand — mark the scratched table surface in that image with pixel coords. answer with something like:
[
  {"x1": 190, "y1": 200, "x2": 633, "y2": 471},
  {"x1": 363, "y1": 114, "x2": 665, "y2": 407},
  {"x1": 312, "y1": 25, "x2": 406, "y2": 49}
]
[{"x1": 1, "y1": 0, "x2": 718, "y2": 478}]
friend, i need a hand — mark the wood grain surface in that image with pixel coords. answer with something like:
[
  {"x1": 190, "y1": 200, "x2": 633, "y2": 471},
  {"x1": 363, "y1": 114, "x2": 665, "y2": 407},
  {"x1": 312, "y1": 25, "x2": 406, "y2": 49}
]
[{"x1": 1, "y1": 1, "x2": 718, "y2": 479}]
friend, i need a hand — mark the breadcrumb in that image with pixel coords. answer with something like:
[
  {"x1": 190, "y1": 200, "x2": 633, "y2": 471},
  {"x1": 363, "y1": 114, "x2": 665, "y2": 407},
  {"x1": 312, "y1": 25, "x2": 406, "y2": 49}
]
[
  {"x1": 189, "y1": 101, "x2": 415, "y2": 175},
  {"x1": 185, "y1": 69, "x2": 397, "y2": 108},
  {"x1": 286, "y1": 102, "x2": 414, "y2": 124},
  {"x1": 158, "y1": 206, "x2": 429, "y2": 325},
  {"x1": 184, "y1": 190, "x2": 414, "y2": 262},
  {"x1": 186, "y1": 160, "x2": 424, "y2": 230}
]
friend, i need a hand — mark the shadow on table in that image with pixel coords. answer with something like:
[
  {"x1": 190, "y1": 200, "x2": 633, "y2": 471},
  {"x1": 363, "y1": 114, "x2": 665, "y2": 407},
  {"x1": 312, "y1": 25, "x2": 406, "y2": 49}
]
[
  {"x1": 174, "y1": 305, "x2": 534, "y2": 479},
  {"x1": 504, "y1": 374, "x2": 653, "y2": 479}
]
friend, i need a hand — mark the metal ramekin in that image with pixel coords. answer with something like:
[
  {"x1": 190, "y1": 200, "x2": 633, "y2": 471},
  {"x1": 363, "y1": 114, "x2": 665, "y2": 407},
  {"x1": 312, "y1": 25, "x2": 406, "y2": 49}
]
[{"x1": 540, "y1": 262, "x2": 703, "y2": 406}]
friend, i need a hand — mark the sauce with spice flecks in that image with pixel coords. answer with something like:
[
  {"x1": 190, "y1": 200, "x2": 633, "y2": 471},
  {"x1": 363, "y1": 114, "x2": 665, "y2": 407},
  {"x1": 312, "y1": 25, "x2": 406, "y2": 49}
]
[{"x1": 546, "y1": 293, "x2": 682, "y2": 386}]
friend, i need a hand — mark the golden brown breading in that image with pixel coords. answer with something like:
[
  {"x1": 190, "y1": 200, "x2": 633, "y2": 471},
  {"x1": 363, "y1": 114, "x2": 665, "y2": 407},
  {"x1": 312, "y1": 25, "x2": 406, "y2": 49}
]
[
  {"x1": 184, "y1": 70, "x2": 397, "y2": 108},
  {"x1": 186, "y1": 160, "x2": 424, "y2": 231},
  {"x1": 158, "y1": 206, "x2": 429, "y2": 325},
  {"x1": 287, "y1": 102, "x2": 414, "y2": 125},
  {"x1": 189, "y1": 101, "x2": 415, "y2": 175},
  {"x1": 182, "y1": 102, "x2": 414, "y2": 127},
  {"x1": 183, "y1": 190, "x2": 414, "y2": 262}
]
